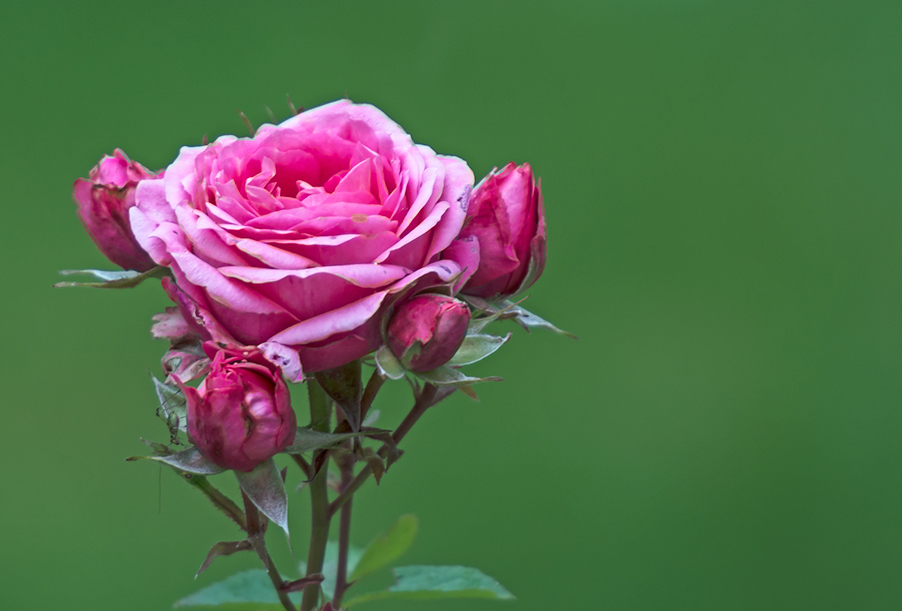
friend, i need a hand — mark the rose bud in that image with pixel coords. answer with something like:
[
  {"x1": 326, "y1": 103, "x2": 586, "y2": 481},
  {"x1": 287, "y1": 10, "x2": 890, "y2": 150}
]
[
  {"x1": 183, "y1": 344, "x2": 296, "y2": 472},
  {"x1": 458, "y1": 162, "x2": 546, "y2": 300},
  {"x1": 71, "y1": 149, "x2": 159, "y2": 271},
  {"x1": 387, "y1": 294, "x2": 471, "y2": 372}
]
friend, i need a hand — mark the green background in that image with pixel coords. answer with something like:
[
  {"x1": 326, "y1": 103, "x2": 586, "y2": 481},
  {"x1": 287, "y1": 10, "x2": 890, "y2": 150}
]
[{"x1": 2, "y1": 0, "x2": 901, "y2": 609}]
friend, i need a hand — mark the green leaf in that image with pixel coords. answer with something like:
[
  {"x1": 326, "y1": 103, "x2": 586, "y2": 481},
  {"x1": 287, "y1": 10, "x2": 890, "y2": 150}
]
[
  {"x1": 350, "y1": 514, "x2": 418, "y2": 581},
  {"x1": 346, "y1": 565, "x2": 515, "y2": 607},
  {"x1": 174, "y1": 569, "x2": 300, "y2": 609},
  {"x1": 127, "y1": 446, "x2": 224, "y2": 475},
  {"x1": 235, "y1": 459, "x2": 289, "y2": 539},
  {"x1": 281, "y1": 426, "x2": 368, "y2": 454},
  {"x1": 374, "y1": 345, "x2": 405, "y2": 380},
  {"x1": 298, "y1": 541, "x2": 364, "y2": 602},
  {"x1": 447, "y1": 333, "x2": 511, "y2": 367},
  {"x1": 414, "y1": 365, "x2": 502, "y2": 387},
  {"x1": 54, "y1": 266, "x2": 167, "y2": 288}
]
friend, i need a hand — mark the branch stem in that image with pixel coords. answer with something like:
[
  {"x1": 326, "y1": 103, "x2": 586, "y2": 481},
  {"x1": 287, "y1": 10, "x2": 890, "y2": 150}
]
[
  {"x1": 184, "y1": 474, "x2": 248, "y2": 531},
  {"x1": 329, "y1": 384, "x2": 439, "y2": 517},
  {"x1": 332, "y1": 455, "x2": 355, "y2": 608}
]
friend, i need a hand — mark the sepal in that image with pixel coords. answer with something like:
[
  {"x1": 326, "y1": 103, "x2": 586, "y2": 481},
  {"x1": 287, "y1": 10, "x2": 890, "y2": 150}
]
[
  {"x1": 281, "y1": 426, "x2": 374, "y2": 455},
  {"x1": 413, "y1": 366, "x2": 502, "y2": 388},
  {"x1": 235, "y1": 458, "x2": 290, "y2": 540},
  {"x1": 374, "y1": 345, "x2": 405, "y2": 380},
  {"x1": 127, "y1": 445, "x2": 225, "y2": 475},
  {"x1": 446, "y1": 332, "x2": 511, "y2": 367},
  {"x1": 54, "y1": 266, "x2": 167, "y2": 288},
  {"x1": 495, "y1": 299, "x2": 577, "y2": 338}
]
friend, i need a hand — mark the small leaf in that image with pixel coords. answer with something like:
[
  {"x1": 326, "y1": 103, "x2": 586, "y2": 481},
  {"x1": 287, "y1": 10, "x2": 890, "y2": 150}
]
[
  {"x1": 350, "y1": 514, "x2": 418, "y2": 581},
  {"x1": 496, "y1": 300, "x2": 577, "y2": 339},
  {"x1": 174, "y1": 569, "x2": 300, "y2": 609},
  {"x1": 447, "y1": 333, "x2": 511, "y2": 367},
  {"x1": 54, "y1": 266, "x2": 167, "y2": 289},
  {"x1": 127, "y1": 446, "x2": 224, "y2": 475},
  {"x1": 362, "y1": 447, "x2": 385, "y2": 485},
  {"x1": 235, "y1": 459, "x2": 289, "y2": 539},
  {"x1": 345, "y1": 565, "x2": 514, "y2": 606},
  {"x1": 414, "y1": 366, "x2": 502, "y2": 388},
  {"x1": 196, "y1": 540, "x2": 253, "y2": 577},
  {"x1": 282, "y1": 427, "x2": 367, "y2": 455},
  {"x1": 152, "y1": 375, "x2": 187, "y2": 432},
  {"x1": 374, "y1": 345, "x2": 405, "y2": 380}
]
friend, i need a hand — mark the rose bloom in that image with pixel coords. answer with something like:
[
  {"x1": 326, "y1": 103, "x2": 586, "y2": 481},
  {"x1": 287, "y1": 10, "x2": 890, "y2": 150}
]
[{"x1": 132, "y1": 101, "x2": 475, "y2": 373}]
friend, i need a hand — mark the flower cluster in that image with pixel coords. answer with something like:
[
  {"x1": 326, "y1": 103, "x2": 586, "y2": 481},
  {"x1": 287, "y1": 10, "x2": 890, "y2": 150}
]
[
  {"x1": 71, "y1": 100, "x2": 550, "y2": 473},
  {"x1": 66, "y1": 99, "x2": 572, "y2": 611}
]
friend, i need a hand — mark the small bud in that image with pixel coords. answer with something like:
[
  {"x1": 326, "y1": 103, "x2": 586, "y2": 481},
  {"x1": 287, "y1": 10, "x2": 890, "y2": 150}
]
[
  {"x1": 71, "y1": 149, "x2": 159, "y2": 271},
  {"x1": 183, "y1": 344, "x2": 296, "y2": 472},
  {"x1": 458, "y1": 162, "x2": 546, "y2": 300},
  {"x1": 387, "y1": 294, "x2": 471, "y2": 372}
]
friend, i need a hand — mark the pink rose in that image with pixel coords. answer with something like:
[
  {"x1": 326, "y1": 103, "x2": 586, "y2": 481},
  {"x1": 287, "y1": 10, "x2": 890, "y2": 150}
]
[
  {"x1": 72, "y1": 149, "x2": 159, "y2": 271},
  {"x1": 131, "y1": 100, "x2": 474, "y2": 373},
  {"x1": 183, "y1": 344, "x2": 296, "y2": 473},
  {"x1": 457, "y1": 163, "x2": 546, "y2": 300}
]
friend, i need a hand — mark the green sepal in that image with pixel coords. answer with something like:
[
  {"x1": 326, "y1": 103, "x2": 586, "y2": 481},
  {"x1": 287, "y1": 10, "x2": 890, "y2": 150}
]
[
  {"x1": 351, "y1": 514, "x2": 418, "y2": 581},
  {"x1": 174, "y1": 569, "x2": 300, "y2": 609},
  {"x1": 127, "y1": 446, "x2": 224, "y2": 475},
  {"x1": 374, "y1": 345, "x2": 405, "y2": 380},
  {"x1": 446, "y1": 332, "x2": 511, "y2": 367},
  {"x1": 235, "y1": 459, "x2": 289, "y2": 540},
  {"x1": 413, "y1": 366, "x2": 502, "y2": 387},
  {"x1": 345, "y1": 565, "x2": 515, "y2": 606},
  {"x1": 54, "y1": 266, "x2": 168, "y2": 288},
  {"x1": 281, "y1": 426, "x2": 372, "y2": 455},
  {"x1": 495, "y1": 299, "x2": 577, "y2": 339}
]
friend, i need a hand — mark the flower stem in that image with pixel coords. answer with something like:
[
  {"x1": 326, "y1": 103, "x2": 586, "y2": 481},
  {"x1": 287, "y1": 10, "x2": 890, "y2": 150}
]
[
  {"x1": 300, "y1": 380, "x2": 333, "y2": 611},
  {"x1": 241, "y1": 490, "x2": 296, "y2": 611},
  {"x1": 184, "y1": 474, "x2": 248, "y2": 531},
  {"x1": 332, "y1": 456, "x2": 355, "y2": 608}
]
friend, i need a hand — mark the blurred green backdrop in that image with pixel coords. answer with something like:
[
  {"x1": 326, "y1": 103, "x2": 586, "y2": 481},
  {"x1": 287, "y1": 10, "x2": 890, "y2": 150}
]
[{"x1": 2, "y1": 0, "x2": 901, "y2": 609}]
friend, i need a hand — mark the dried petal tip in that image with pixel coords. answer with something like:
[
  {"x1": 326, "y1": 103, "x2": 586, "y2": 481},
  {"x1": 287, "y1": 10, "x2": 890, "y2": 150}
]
[
  {"x1": 71, "y1": 149, "x2": 160, "y2": 271},
  {"x1": 387, "y1": 294, "x2": 471, "y2": 372}
]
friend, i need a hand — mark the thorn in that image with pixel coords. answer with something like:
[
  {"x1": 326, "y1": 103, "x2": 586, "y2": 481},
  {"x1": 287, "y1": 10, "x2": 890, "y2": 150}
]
[
  {"x1": 238, "y1": 109, "x2": 254, "y2": 135},
  {"x1": 265, "y1": 105, "x2": 276, "y2": 123},
  {"x1": 286, "y1": 94, "x2": 299, "y2": 116},
  {"x1": 202, "y1": 133, "x2": 208, "y2": 145}
]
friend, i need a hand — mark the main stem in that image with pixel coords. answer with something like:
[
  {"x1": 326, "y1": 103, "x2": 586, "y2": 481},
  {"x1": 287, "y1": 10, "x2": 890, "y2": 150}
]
[{"x1": 300, "y1": 380, "x2": 333, "y2": 611}]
